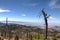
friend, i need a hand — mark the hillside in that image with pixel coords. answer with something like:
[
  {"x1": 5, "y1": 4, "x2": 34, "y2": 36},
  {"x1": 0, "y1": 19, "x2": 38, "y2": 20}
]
[{"x1": 0, "y1": 23, "x2": 60, "y2": 40}]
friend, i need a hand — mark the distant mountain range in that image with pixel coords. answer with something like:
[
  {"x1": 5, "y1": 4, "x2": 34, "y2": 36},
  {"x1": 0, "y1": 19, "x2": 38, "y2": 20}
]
[
  {"x1": 0, "y1": 21, "x2": 42, "y2": 26},
  {"x1": 0, "y1": 21, "x2": 60, "y2": 28},
  {"x1": 0, "y1": 21, "x2": 60, "y2": 33}
]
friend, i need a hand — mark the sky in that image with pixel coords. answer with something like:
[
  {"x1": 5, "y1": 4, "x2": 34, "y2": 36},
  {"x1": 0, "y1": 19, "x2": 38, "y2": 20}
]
[{"x1": 0, "y1": 0, "x2": 60, "y2": 25}]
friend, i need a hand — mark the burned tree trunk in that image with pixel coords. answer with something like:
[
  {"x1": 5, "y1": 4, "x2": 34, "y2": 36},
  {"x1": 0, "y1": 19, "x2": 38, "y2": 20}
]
[
  {"x1": 5, "y1": 17, "x2": 9, "y2": 38},
  {"x1": 42, "y1": 9, "x2": 49, "y2": 40}
]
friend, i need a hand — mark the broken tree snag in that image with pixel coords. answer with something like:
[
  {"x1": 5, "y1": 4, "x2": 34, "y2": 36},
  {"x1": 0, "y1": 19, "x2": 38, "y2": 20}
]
[
  {"x1": 42, "y1": 9, "x2": 48, "y2": 40},
  {"x1": 5, "y1": 17, "x2": 8, "y2": 38}
]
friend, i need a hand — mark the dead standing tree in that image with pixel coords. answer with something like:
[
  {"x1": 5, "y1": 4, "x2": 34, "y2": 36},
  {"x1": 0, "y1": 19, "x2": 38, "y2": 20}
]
[
  {"x1": 42, "y1": 9, "x2": 50, "y2": 40},
  {"x1": 5, "y1": 17, "x2": 8, "y2": 38}
]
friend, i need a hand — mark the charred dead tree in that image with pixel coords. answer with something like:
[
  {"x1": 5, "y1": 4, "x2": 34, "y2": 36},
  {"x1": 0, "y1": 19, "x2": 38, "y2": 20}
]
[
  {"x1": 5, "y1": 17, "x2": 9, "y2": 38},
  {"x1": 42, "y1": 9, "x2": 49, "y2": 40}
]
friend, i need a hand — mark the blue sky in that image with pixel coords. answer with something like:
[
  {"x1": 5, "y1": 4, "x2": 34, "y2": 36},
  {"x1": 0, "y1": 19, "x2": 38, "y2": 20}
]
[{"x1": 0, "y1": 0, "x2": 60, "y2": 25}]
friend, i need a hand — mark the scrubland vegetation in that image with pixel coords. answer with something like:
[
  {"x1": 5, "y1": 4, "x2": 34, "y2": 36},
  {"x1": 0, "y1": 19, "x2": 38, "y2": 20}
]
[{"x1": 0, "y1": 23, "x2": 60, "y2": 40}]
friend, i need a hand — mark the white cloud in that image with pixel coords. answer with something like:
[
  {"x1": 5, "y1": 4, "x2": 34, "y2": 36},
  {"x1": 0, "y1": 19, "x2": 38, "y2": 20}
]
[
  {"x1": 49, "y1": 0, "x2": 60, "y2": 8},
  {"x1": 49, "y1": 16, "x2": 55, "y2": 19},
  {"x1": 49, "y1": 0, "x2": 57, "y2": 7},
  {"x1": 22, "y1": 3, "x2": 38, "y2": 7},
  {"x1": 0, "y1": 8, "x2": 11, "y2": 12},
  {"x1": 28, "y1": 3, "x2": 38, "y2": 6},
  {"x1": 48, "y1": 16, "x2": 60, "y2": 24},
  {"x1": 22, "y1": 14, "x2": 26, "y2": 16},
  {"x1": 48, "y1": 16, "x2": 54, "y2": 22}
]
